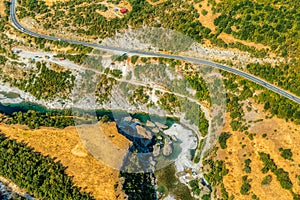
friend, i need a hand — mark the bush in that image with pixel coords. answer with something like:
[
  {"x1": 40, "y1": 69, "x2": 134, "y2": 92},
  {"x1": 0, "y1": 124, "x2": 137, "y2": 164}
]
[
  {"x1": 218, "y1": 132, "x2": 231, "y2": 149},
  {"x1": 112, "y1": 53, "x2": 128, "y2": 62},
  {"x1": 240, "y1": 175, "x2": 251, "y2": 195},
  {"x1": 243, "y1": 159, "x2": 251, "y2": 173},
  {"x1": 261, "y1": 175, "x2": 272, "y2": 186},
  {"x1": 279, "y1": 148, "x2": 293, "y2": 161},
  {"x1": 204, "y1": 160, "x2": 229, "y2": 186},
  {"x1": 202, "y1": 194, "x2": 211, "y2": 200},
  {"x1": 131, "y1": 55, "x2": 139, "y2": 64},
  {"x1": 0, "y1": 55, "x2": 8, "y2": 65},
  {"x1": 201, "y1": 9, "x2": 208, "y2": 16},
  {"x1": 259, "y1": 152, "x2": 293, "y2": 190},
  {"x1": 189, "y1": 180, "x2": 200, "y2": 196}
]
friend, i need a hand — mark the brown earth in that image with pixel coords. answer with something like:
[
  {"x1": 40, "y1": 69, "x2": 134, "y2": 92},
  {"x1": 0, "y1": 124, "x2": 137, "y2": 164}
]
[
  {"x1": 216, "y1": 100, "x2": 300, "y2": 199},
  {"x1": 0, "y1": 122, "x2": 131, "y2": 200}
]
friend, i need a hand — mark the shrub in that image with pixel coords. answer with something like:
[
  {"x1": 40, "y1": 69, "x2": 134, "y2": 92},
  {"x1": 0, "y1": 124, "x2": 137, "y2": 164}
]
[
  {"x1": 218, "y1": 132, "x2": 231, "y2": 149},
  {"x1": 279, "y1": 148, "x2": 293, "y2": 161},
  {"x1": 131, "y1": 55, "x2": 139, "y2": 64},
  {"x1": 259, "y1": 152, "x2": 293, "y2": 190},
  {"x1": 261, "y1": 175, "x2": 272, "y2": 186},
  {"x1": 243, "y1": 159, "x2": 252, "y2": 173},
  {"x1": 240, "y1": 176, "x2": 251, "y2": 195}
]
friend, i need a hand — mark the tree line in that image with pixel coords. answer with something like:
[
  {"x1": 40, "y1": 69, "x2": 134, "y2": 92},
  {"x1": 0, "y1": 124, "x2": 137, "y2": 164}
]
[{"x1": 0, "y1": 134, "x2": 94, "y2": 199}]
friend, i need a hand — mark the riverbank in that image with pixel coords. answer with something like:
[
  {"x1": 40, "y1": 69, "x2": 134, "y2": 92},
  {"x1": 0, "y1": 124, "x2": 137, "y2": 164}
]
[
  {"x1": 0, "y1": 84, "x2": 70, "y2": 109},
  {"x1": 0, "y1": 83, "x2": 205, "y2": 199},
  {"x1": 0, "y1": 176, "x2": 34, "y2": 199},
  {"x1": 164, "y1": 123, "x2": 197, "y2": 172}
]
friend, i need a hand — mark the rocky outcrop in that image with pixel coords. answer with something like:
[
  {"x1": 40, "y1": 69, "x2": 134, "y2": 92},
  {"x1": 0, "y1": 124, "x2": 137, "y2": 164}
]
[
  {"x1": 132, "y1": 118, "x2": 141, "y2": 124},
  {"x1": 162, "y1": 138, "x2": 173, "y2": 157},
  {"x1": 146, "y1": 120, "x2": 156, "y2": 127},
  {"x1": 123, "y1": 116, "x2": 132, "y2": 122},
  {"x1": 136, "y1": 125, "x2": 152, "y2": 139},
  {"x1": 170, "y1": 135, "x2": 178, "y2": 142},
  {"x1": 152, "y1": 128, "x2": 160, "y2": 134},
  {"x1": 155, "y1": 122, "x2": 168, "y2": 129},
  {"x1": 153, "y1": 144, "x2": 161, "y2": 157}
]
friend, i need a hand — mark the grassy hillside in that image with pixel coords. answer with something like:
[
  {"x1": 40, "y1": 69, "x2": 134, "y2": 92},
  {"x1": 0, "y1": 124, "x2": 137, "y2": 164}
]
[{"x1": 0, "y1": 123, "x2": 125, "y2": 200}]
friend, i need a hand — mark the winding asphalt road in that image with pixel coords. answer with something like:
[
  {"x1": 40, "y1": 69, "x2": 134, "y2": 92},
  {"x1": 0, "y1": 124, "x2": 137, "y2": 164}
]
[{"x1": 10, "y1": 0, "x2": 300, "y2": 104}]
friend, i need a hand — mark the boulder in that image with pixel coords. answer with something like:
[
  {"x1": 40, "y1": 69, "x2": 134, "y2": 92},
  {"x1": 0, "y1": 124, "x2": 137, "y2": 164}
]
[
  {"x1": 146, "y1": 120, "x2": 156, "y2": 127},
  {"x1": 149, "y1": 156, "x2": 156, "y2": 167},
  {"x1": 153, "y1": 144, "x2": 161, "y2": 157},
  {"x1": 152, "y1": 128, "x2": 160, "y2": 134},
  {"x1": 123, "y1": 116, "x2": 132, "y2": 122},
  {"x1": 170, "y1": 135, "x2": 178, "y2": 142},
  {"x1": 132, "y1": 118, "x2": 141, "y2": 123},
  {"x1": 155, "y1": 122, "x2": 168, "y2": 129},
  {"x1": 146, "y1": 130, "x2": 153, "y2": 138},
  {"x1": 136, "y1": 125, "x2": 151, "y2": 139},
  {"x1": 162, "y1": 139, "x2": 173, "y2": 157}
]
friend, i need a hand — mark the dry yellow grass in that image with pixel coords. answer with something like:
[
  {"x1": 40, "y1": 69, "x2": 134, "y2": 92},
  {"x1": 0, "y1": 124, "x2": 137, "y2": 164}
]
[
  {"x1": 194, "y1": 0, "x2": 220, "y2": 33},
  {"x1": 77, "y1": 122, "x2": 131, "y2": 171},
  {"x1": 217, "y1": 101, "x2": 300, "y2": 199},
  {"x1": 218, "y1": 32, "x2": 270, "y2": 51},
  {"x1": 43, "y1": 0, "x2": 69, "y2": 6},
  {"x1": 146, "y1": 0, "x2": 167, "y2": 6},
  {"x1": 101, "y1": 122, "x2": 132, "y2": 150},
  {"x1": 0, "y1": 123, "x2": 131, "y2": 200},
  {"x1": 0, "y1": 0, "x2": 6, "y2": 17}
]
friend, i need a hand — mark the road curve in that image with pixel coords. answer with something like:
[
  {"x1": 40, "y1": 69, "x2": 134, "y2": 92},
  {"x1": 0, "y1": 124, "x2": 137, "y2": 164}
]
[{"x1": 10, "y1": 0, "x2": 300, "y2": 104}]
